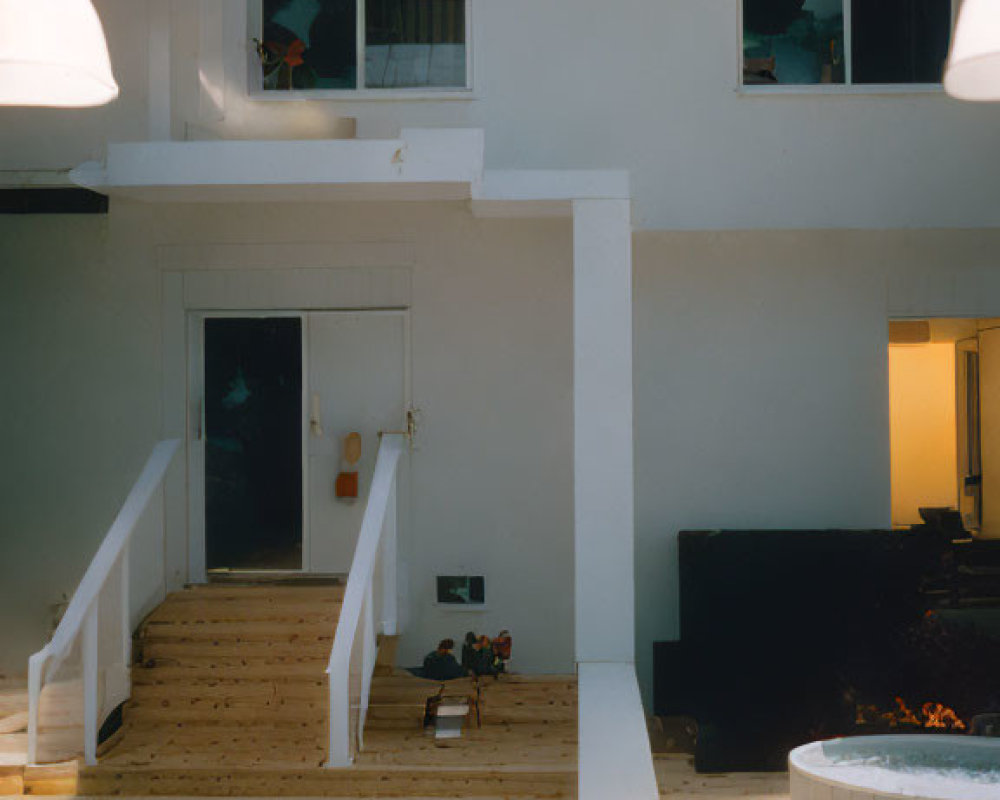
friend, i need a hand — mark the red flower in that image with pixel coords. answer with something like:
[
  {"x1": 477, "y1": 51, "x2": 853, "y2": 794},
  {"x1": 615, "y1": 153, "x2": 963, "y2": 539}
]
[{"x1": 284, "y1": 39, "x2": 305, "y2": 67}]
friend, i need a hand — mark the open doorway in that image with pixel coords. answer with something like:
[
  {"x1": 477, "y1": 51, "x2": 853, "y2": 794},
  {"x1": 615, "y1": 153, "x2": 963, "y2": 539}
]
[
  {"x1": 888, "y1": 318, "x2": 990, "y2": 536},
  {"x1": 204, "y1": 316, "x2": 304, "y2": 570}
]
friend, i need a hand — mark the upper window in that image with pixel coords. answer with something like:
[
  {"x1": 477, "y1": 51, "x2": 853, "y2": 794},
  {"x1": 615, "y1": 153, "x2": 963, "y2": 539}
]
[
  {"x1": 742, "y1": 0, "x2": 952, "y2": 87},
  {"x1": 256, "y1": 0, "x2": 469, "y2": 93}
]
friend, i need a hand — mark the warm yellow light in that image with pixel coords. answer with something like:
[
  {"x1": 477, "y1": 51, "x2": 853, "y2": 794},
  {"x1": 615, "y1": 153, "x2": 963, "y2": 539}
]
[
  {"x1": 0, "y1": 0, "x2": 119, "y2": 107},
  {"x1": 944, "y1": 0, "x2": 1000, "y2": 101}
]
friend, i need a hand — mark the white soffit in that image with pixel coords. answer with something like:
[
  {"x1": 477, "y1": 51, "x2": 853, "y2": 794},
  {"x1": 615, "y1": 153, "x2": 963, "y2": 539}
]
[
  {"x1": 69, "y1": 128, "x2": 485, "y2": 203},
  {"x1": 470, "y1": 169, "x2": 631, "y2": 218}
]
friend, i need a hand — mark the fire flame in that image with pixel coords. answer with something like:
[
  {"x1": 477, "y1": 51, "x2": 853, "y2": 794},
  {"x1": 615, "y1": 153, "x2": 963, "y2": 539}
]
[
  {"x1": 855, "y1": 697, "x2": 966, "y2": 731},
  {"x1": 922, "y1": 702, "x2": 966, "y2": 730}
]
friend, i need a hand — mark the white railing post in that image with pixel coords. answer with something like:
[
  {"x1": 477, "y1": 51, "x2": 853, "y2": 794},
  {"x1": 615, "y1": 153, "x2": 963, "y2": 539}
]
[
  {"x1": 120, "y1": 544, "x2": 131, "y2": 671},
  {"x1": 82, "y1": 602, "x2": 99, "y2": 766},
  {"x1": 327, "y1": 667, "x2": 351, "y2": 767},
  {"x1": 359, "y1": 583, "x2": 375, "y2": 750},
  {"x1": 26, "y1": 652, "x2": 43, "y2": 764},
  {"x1": 25, "y1": 440, "x2": 180, "y2": 767},
  {"x1": 380, "y1": 478, "x2": 398, "y2": 636}
]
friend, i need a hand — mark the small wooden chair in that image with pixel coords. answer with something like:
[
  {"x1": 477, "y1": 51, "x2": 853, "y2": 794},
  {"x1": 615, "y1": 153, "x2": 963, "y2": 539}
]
[{"x1": 423, "y1": 682, "x2": 481, "y2": 740}]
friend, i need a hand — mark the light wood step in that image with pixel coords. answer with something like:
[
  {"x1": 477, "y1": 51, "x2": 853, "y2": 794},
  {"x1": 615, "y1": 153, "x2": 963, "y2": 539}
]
[
  {"x1": 21, "y1": 760, "x2": 78, "y2": 796},
  {"x1": 139, "y1": 638, "x2": 332, "y2": 661},
  {"x1": 177, "y1": 584, "x2": 344, "y2": 599},
  {"x1": 140, "y1": 620, "x2": 335, "y2": 643},
  {"x1": 133, "y1": 659, "x2": 328, "y2": 682},
  {"x1": 145, "y1": 601, "x2": 341, "y2": 625},
  {"x1": 75, "y1": 764, "x2": 574, "y2": 798},
  {"x1": 123, "y1": 696, "x2": 327, "y2": 726},
  {"x1": 0, "y1": 710, "x2": 27, "y2": 734},
  {"x1": 132, "y1": 677, "x2": 325, "y2": 700},
  {"x1": 48, "y1": 586, "x2": 578, "y2": 798}
]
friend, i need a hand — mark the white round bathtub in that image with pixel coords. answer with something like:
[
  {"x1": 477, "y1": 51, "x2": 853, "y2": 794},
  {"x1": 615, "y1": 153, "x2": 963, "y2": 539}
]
[{"x1": 789, "y1": 735, "x2": 1000, "y2": 800}]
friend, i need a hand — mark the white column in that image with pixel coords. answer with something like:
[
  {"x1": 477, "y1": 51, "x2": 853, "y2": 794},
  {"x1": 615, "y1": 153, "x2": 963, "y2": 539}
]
[
  {"x1": 578, "y1": 663, "x2": 660, "y2": 800},
  {"x1": 574, "y1": 200, "x2": 655, "y2": 800},
  {"x1": 573, "y1": 198, "x2": 635, "y2": 663}
]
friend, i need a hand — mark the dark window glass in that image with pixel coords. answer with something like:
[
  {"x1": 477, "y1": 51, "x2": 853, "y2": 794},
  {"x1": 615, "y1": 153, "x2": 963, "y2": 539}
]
[
  {"x1": 743, "y1": 0, "x2": 950, "y2": 86},
  {"x1": 261, "y1": 0, "x2": 357, "y2": 90},
  {"x1": 260, "y1": 0, "x2": 467, "y2": 91},
  {"x1": 365, "y1": 0, "x2": 466, "y2": 88},
  {"x1": 851, "y1": 0, "x2": 951, "y2": 84},
  {"x1": 743, "y1": 0, "x2": 845, "y2": 85},
  {"x1": 436, "y1": 576, "x2": 485, "y2": 604}
]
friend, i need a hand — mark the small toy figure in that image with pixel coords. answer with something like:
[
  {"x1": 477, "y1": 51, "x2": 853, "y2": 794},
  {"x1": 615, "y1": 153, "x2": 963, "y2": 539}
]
[
  {"x1": 461, "y1": 632, "x2": 478, "y2": 673},
  {"x1": 422, "y1": 639, "x2": 465, "y2": 681},
  {"x1": 473, "y1": 635, "x2": 498, "y2": 678},
  {"x1": 493, "y1": 629, "x2": 512, "y2": 674}
]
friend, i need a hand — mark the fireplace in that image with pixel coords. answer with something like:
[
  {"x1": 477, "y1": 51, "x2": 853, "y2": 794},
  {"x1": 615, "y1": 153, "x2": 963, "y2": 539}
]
[{"x1": 653, "y1": 529, "x2": 1000, "y2": 772}]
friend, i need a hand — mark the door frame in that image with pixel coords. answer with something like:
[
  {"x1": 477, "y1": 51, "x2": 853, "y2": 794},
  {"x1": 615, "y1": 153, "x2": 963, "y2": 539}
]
[{"x1": 186, "y1": 308, "x2": 411, "y2": 581}]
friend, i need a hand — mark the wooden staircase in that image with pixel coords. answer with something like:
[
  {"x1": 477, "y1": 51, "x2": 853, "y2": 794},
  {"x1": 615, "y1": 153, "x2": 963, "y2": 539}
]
[{"x1": 23, "y1": 584, "x2": 577, "y2": 798}]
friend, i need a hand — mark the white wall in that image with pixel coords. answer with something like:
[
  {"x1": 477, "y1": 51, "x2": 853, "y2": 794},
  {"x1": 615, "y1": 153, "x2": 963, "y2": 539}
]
[
  {"x1": 888, "y1": 343, "x2": 958, "y2": 526},
  {"x1": 0, "y1": 207, "x2": 160, "y2": 673},
  {"x1": 0, "y1": 201, "x2": 575, "y2": 676},
  {"x1": 7, "y1": 212, "x2": 1000, "y2": 701},
  {"x1": 162, "y1": 0, "x2": 1000, "y2": 231},
  {"x1": 632, "y1": 227, "x2": 1000, "y2": 703},
  {"x1": 6, "y1": 3, "x2": 997, "y2": 231}
]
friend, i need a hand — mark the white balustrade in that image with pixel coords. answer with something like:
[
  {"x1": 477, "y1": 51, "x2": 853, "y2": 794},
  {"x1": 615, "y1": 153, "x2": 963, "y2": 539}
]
[
  {"x1": 27, "y1": 440, "x2": 180, "y2": 766},
  {"x1": 327, "y1": 433, "x2": 405, "y2": 767}
]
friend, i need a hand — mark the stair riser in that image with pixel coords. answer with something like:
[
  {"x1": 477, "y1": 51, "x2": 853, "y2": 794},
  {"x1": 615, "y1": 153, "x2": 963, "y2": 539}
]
[
  {"x1": 131, "y1": 682, "x2": 325, "y2": 702},
  {"x1": 147, "y1": 601, "x2": 341, "y2": 623},
  {"x1": 133, "y1": 663, "x2": 328, "y2": 682},
  {"x1": 140, "y1": 641, "x2": 331, "y2": 660},
  {"x1": 124, "y1": 705, "x2": 327, "y2": 726},
  {"x1": 75, "y1": 770, "x2": 572, "y2": 798},
  {"x1": 365, "y1": 709, "x2": 577, "y2": 727}
]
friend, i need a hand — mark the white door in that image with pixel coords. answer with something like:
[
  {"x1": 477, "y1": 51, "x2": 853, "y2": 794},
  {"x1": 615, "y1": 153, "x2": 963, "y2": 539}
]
[{"x1": 306, "y1": 312, "x2": 407, "y2": 573}]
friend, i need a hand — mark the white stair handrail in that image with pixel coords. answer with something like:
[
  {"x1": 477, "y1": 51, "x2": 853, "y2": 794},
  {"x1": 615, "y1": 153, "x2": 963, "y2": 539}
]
[
  {"x1": 326, "y1": 433, "x2": 405, "y2": 767},
  {"x1": 27, "y1": 439, "x2": 180, "y2": 765}
]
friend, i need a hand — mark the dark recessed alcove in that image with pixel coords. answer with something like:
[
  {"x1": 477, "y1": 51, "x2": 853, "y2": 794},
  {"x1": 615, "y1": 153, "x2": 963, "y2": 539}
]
[{"x1": 654, "y1": 529, "x2": 1000, "y2": 772}]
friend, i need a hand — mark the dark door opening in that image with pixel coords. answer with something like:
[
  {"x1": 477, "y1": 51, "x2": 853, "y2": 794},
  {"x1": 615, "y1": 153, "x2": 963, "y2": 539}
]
[{"x1": 204, "y1": 317, "x2": 303, "y2": 570}]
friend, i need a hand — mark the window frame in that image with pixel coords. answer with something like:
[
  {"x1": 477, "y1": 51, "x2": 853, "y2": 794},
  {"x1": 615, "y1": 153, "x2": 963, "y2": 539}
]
[
  {"x1": 738, "y1": 0, "x2": 956, "y2": 95},
  {"x1": 247, "y1": 0, "x2": 477, "y2": 101}
]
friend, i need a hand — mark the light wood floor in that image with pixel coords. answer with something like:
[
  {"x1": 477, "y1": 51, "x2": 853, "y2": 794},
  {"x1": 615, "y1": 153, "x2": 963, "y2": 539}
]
[
  {"x1": 655, "y1": 754, "x2": 790, "y2": 798},
  {"x1": 3, "y1": 587, "x2": 792, "y2": 799},
  {"x1": 22, "y1": 585, "x2": 576, "y2": 798}
]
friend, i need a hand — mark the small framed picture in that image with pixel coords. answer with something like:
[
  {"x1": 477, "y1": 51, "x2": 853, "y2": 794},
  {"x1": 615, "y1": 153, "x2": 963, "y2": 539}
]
[{"x1": 436, "y1": 575, "x2": 485, "y2": 605}]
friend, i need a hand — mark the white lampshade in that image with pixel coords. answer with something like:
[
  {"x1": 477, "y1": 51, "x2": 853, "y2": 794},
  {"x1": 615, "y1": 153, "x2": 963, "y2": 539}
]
[
  {"x1": 945, "y1": 0, "x2": 1000, "y2": 100},
  {"x1": 0, "y1": 0, "x2": 118, "y2": 107}
]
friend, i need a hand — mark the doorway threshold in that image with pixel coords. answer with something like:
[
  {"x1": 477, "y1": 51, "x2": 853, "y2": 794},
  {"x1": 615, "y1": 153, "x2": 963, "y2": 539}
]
[{"x1": 205, "y1": 569, "x2": 345, "y2": 586}]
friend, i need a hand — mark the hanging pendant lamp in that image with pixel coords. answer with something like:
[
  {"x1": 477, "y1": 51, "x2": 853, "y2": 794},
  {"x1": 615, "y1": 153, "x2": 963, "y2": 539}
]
[
  {"x1": 944, "y1": 0, "x2": 1000, "y2": 101},
  {"x1": 0, "y1": 0, "x2": 119, "y2": 107}
]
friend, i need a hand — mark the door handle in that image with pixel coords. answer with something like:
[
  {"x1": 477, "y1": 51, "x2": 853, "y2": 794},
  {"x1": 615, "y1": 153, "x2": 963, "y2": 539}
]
[{"x1": 310, "y1": 393, "x2": 324, "y2": 438}]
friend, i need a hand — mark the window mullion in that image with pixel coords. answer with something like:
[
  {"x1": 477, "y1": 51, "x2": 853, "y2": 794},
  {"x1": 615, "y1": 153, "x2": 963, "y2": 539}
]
[
  {"x1": 356, "y1": 0, "x2": 366, "y2": 90},
  {"x1": 465, "y1": 0, "x2": 473, "y2": 90},
  {"x1": 844, "y1": 0, "x2": 853, "y2": 85}
]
